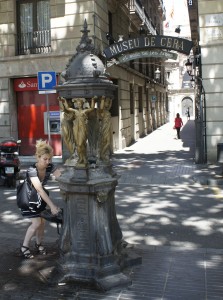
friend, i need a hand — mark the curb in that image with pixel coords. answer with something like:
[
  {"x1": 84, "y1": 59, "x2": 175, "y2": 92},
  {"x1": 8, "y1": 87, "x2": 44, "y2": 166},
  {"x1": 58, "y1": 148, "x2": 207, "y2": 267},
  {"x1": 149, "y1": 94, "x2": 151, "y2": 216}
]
[{"x1": 193, "y1": 175, "x2": 223, "y2": 186}]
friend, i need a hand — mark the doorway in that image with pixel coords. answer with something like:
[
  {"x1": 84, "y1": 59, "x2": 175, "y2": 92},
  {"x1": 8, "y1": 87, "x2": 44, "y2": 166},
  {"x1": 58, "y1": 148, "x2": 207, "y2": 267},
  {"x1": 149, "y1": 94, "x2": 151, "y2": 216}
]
[{"x1": 182, "y1": 97, "x2": 193, "y2": 117}]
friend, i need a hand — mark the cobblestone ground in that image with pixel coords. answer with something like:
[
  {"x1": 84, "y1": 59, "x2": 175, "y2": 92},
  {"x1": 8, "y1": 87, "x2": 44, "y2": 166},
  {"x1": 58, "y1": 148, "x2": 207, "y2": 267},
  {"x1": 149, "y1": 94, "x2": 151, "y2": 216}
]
[{"x1": 1, "y1": 120, "x2": 223, "y2": 299}]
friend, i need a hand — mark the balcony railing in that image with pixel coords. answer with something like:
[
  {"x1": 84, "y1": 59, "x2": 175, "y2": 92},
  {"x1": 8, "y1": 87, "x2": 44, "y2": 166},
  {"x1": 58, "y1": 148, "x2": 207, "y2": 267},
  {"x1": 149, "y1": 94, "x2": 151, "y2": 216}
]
[
  {"x1": 17, "y1": 30, "x2": 51, "y2": 55},
  {"x1": 127, "y1": 0, "x2": 157, "y2": 35},
  {"x1": 157, "y1": 0, "x2": 166, "y2": 20}
]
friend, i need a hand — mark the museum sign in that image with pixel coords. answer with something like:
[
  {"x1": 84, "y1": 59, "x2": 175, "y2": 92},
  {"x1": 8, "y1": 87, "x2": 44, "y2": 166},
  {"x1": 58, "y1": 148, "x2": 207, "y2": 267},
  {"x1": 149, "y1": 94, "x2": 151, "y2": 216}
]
[{"x1": 103, "y1": 35, "x2": 193, "y2": 60}]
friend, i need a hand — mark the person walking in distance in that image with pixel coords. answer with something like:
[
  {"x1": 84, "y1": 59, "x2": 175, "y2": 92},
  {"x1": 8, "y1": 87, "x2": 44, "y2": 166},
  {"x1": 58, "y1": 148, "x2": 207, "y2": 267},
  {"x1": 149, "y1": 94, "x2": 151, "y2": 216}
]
[
  {"x1": 186, "y1": 108, "x2": 190, "y2": 120},
  {"x1": 174, "y1": 113, "x2": 183, "y2": 139}
]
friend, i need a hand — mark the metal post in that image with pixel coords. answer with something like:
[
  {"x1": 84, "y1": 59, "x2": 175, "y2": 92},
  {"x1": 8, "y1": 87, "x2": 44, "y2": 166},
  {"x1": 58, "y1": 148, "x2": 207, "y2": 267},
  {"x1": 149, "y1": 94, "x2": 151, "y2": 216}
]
[{"x1": 46, "y1": 94, "x2": 51, "y2": 144}]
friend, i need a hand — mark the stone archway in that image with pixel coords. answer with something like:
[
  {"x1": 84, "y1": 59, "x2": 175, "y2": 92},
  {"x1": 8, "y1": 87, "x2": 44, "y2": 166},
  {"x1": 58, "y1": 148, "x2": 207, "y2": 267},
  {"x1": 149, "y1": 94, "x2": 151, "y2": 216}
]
[{"x1": 182, "y1": 97, "x2": 193, "y2": 117}]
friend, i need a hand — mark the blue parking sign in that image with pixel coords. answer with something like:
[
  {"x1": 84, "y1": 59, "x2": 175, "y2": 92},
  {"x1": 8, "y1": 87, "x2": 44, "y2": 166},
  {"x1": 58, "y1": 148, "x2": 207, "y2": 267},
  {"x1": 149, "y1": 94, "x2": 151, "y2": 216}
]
[{"x1": 38, "y1": 71, "x2": 56, "y2": 90}]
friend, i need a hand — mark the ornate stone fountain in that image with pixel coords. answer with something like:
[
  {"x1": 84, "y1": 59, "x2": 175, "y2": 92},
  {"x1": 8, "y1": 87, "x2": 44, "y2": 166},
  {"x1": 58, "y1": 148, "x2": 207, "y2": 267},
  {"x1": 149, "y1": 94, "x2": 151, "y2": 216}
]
[{"x1": 53, "y1": 20, "x2": 140, "y2": 291}]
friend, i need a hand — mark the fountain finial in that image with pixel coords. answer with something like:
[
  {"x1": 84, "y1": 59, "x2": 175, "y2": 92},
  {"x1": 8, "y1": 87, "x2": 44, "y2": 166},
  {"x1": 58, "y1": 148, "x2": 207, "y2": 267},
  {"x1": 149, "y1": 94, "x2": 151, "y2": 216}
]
[{"x1": 76, "y1": 19, "x2": 94, "y2": 53}]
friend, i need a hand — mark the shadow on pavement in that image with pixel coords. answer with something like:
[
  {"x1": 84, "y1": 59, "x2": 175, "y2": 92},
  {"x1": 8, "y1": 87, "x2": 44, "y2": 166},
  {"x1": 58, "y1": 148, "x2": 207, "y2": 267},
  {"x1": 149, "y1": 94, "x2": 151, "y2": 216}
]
[{"x1": 1, "y1": 121, "x2": 223, "y2": 299}]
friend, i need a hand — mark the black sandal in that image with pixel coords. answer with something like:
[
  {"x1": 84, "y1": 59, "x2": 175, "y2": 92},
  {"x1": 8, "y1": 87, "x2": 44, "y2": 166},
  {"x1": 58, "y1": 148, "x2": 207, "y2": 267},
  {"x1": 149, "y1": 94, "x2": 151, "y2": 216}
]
[
  {"x1": 20, "y1": 246, "x2": 34, "y2": 259},
  {"x1": 35, "y1": 242, "x2": 47, "y2": 255}
]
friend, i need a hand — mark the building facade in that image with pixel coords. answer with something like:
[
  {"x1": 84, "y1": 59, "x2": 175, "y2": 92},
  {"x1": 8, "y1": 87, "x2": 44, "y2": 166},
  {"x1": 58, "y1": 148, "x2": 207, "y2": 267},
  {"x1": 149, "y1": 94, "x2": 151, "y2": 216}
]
[
  {"x1": 163, "y1": 0, "x2": 194, "y2": 126},
  {"x1": 188, "y1": 0, "x2": 223, "y2": 163},
  {"x1": 0, "y1": 0, "x2": 167, "y2": 158}
]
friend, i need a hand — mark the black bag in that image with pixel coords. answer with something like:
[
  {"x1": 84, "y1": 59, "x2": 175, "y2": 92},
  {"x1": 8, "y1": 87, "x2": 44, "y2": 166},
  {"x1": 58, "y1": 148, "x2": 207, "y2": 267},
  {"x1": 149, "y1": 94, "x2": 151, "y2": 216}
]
[
  {"x1": 40, "y1": 208, "x2": 63, "y2": 224},
  {"x1": 40, "y1": 208, "x2": 63, "y2": 234},
  {"x1": 16, "y1": 179, "x2": 39, "y2": 210}
]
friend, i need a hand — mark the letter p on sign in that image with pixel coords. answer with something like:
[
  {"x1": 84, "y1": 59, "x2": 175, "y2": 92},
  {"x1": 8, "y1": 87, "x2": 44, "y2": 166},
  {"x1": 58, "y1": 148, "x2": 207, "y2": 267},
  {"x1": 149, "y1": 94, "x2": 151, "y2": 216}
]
[{"x1": 38, "y1": 71, "x2": 56, "y2": 90}]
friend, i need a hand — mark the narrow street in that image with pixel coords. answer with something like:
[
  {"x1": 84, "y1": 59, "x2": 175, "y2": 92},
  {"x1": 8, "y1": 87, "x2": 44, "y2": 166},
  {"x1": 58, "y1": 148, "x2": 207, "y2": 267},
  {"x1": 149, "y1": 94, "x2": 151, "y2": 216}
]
[{"x1": 1, "y1": 118, "x2": 223, "y2": 299}]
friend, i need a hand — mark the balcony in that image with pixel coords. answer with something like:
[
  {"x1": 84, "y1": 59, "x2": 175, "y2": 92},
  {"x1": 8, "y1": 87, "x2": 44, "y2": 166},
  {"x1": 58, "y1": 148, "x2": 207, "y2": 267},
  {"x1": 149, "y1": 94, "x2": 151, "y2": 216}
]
[
  {"x1": 127, "y1": 0, "x2": 157, "y2": 35},
  {"x1": 17, "y1": 30, "x2": 51, "y2": 55},
  {"x1": 155, "y1": 0, "x2": 166, "y2": 21}
]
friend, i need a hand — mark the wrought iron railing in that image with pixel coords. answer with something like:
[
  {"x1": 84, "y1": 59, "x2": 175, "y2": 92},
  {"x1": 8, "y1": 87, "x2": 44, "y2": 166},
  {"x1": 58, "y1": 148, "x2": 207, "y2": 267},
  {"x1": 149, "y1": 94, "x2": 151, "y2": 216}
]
[
  {"x1": 17, "y1": 30, "x2": 51, "y2": 55},
  {"x1": 128, "y1": 0, "x2": 143, "y2": 13},
  {"x1": 127, "y1": 0, "x2": 157, "y2": 35}
]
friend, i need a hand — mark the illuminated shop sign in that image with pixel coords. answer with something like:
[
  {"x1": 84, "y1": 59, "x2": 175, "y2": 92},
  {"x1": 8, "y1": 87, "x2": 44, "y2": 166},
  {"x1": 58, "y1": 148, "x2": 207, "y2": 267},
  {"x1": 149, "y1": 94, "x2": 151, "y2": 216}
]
[
  {"x1": 14, "y1": 76, "x2": 58, "y2": 92},
  {"x1": 14, "y1": 77, "x2": 38, "y2": 91}
]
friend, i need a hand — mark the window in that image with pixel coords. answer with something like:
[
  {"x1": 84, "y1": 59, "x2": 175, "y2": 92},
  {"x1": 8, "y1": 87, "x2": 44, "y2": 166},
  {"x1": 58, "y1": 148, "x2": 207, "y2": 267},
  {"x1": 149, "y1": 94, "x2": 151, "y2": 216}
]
[
  {"x1": 110, "y1": 79, "x2": 119, "y2": 117},
  {"x1": 17, "y1": 0, "x2": 51, "y2": 55},
  {"x1": 108, "y1": 11, "x2": 113, "y2": 36},
  {"x1": 139, "y1": 59, "x2": 142, "y2": 73},
  {"x1": 107, "y1": 11, "x2": 114, "y2": 45},
  {"x1": 130, "y1": 84, "x2": 134, "y2": 115},
  {"x1": 138, "y1": 86, "x2": 143, "y2": 113},
  {"x1": 146, "y1": 91, "x2": 149, "y2": 112},
  {"x1": 130, "y1": 60, "x2": 135, "y2": 70}
]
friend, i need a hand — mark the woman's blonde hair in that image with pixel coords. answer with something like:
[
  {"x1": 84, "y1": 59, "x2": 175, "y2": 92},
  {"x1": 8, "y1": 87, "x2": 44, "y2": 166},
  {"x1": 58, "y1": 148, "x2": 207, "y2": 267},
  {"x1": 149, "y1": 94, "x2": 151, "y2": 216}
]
[{"x1": 35, "y1": 140, "x2": 53, "y2": 158}]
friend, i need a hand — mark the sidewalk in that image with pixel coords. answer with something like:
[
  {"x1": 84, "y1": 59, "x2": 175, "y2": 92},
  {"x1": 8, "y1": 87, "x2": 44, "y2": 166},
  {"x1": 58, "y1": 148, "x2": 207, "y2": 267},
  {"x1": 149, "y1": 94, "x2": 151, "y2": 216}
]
[
  {"x1": 1, "y1": 118, "x2": 223, "y2": 299},
  {"x1": 113, "y1": 118, "x2": 221, "y2": 186}
]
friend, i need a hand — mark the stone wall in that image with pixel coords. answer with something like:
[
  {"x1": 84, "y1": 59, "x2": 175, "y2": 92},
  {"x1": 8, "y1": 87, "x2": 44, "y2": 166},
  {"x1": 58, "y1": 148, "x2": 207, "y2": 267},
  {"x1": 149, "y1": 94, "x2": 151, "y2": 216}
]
[
  {"x1": 0, "y1": 0, "x2": 15, "y2": 57},
  {"x1": 0, "y1": 0, "x2": 167, "y2": 152},
  {"x1": 199, "y1": 0, "x2": 223, "y2": 162}
]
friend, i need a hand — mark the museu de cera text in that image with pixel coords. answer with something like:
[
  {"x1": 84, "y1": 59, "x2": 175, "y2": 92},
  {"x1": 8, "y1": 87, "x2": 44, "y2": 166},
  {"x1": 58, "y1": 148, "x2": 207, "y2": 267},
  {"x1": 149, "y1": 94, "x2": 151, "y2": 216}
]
[{"x1": 103, "y1": 35, "x2": 193, "y2": 59}]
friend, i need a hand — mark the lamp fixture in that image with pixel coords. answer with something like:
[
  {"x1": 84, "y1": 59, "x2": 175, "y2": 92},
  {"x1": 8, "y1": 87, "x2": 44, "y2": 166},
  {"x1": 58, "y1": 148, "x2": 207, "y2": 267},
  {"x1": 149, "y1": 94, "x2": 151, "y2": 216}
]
[
  {"x1": 132, "y1": 62, "x2": 163, "y2": 84},
  {"x1": 106, "y1": 33, "x2": 116, "y2": 44},
  {"x1": 185, "y1": 59, "x2": 193, "y2": 76},
  {"x1": 118, "y1": 35, "x2": 124, "y2": 42},
  {"x1": 155, "y1": 68, "x2": 161, "y2": 81},
  {"x1": 139, "y1": 24, "x2": 146, "y2": 35},
  {"x1": 190, "y1": 76, "x2": 195, "y2": 88},
  {"x1": 175, "y1": 26, "x2": 181, "y2": 34}
]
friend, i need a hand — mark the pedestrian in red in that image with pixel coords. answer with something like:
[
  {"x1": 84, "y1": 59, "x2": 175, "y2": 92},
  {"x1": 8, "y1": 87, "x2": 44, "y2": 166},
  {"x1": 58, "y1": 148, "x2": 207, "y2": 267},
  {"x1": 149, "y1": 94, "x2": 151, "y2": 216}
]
[{"x1": 174, "y1": 113, "x2": 183, "y2": 139}]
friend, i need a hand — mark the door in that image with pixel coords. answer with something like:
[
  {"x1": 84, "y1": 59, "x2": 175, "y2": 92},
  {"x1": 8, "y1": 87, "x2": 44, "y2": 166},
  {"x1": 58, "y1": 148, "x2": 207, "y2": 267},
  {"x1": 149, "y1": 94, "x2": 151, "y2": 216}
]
[{"x1": 17, "y1": 90, "x2": 62, "y2": 155}]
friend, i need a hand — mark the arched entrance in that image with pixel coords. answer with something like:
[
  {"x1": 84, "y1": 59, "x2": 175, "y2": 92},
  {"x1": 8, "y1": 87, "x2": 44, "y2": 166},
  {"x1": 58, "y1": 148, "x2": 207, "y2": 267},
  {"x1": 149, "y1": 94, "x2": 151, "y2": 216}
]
[{"x1": 182, "y1": 97, "x2": 193, "y2": 117}]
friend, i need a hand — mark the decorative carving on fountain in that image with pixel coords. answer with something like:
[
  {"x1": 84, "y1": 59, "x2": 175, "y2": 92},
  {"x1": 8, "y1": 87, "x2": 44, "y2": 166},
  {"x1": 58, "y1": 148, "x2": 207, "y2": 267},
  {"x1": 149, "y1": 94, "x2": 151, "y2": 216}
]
[
  {"x1": 52, "y1": 20, "x2": 141, "y2": 292},
  {"x1": 56, "y1": 19, "x2": 116, "y2": 168}
]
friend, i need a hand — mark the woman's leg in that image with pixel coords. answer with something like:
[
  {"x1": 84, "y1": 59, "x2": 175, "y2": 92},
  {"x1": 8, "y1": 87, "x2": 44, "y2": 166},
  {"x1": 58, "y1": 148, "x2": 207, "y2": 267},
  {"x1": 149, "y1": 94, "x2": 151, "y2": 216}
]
[
  {"x1": 22, "y1": 217, "x2": 42, "y2": 248},
  {"x1": 177, "y1": 128, "x2": 180, "y2": 139},
  {"x1": 35, "y1": 217, "x2": 47, "y2": 255},
  {"x1": 21, "y1": 217, "x2": 43, "y2": 258},
  {"x1": 35, "y1": 218, "x2": 46, "y2": 245}
]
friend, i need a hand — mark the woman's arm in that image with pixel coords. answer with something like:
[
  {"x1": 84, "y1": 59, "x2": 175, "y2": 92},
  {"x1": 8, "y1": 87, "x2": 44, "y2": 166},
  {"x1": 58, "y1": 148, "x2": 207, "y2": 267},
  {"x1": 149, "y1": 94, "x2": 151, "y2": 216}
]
[
  {"x1": 53, "y1": 168, "x2": 62, "y2": 178},
  {"x1": 30, "y1": 176, "x2": 59, "y2": 215}
]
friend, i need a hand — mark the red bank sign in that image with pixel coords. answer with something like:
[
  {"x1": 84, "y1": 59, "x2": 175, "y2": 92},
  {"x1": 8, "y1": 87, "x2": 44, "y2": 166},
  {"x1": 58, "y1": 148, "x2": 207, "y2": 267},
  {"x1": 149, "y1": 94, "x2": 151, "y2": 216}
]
[{"x1": 14, "y1": 77, "x2": 38, "y2": 92}]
